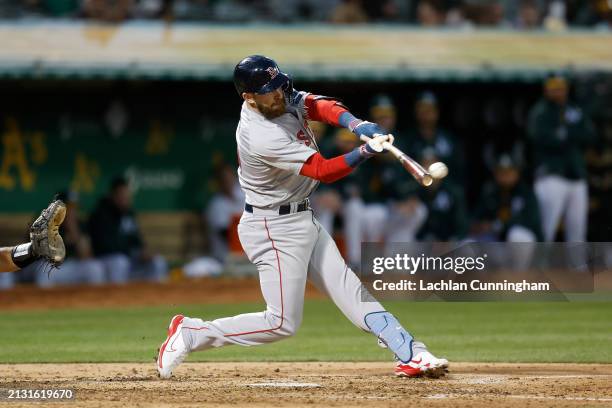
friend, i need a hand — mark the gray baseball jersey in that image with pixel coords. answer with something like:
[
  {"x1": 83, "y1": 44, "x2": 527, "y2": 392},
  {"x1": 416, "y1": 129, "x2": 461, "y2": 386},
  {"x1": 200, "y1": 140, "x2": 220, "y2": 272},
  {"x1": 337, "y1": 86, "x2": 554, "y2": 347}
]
[{"x1": 236, "y1": 93, "x2": 319, "y2": 209}]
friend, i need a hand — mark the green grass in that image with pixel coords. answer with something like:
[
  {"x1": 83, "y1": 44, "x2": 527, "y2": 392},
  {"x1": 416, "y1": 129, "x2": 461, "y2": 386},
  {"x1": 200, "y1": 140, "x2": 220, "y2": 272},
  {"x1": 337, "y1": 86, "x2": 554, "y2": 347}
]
[{"x1": 0, "y1": 300, "x2": 610, "y2": 364}]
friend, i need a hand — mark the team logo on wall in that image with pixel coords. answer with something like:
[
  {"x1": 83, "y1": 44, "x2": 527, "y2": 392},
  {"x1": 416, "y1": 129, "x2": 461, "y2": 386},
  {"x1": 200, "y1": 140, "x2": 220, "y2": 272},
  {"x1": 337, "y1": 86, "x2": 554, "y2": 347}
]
[{"x1": 266, "y1": 66, "x2": 279, "y2": 79}]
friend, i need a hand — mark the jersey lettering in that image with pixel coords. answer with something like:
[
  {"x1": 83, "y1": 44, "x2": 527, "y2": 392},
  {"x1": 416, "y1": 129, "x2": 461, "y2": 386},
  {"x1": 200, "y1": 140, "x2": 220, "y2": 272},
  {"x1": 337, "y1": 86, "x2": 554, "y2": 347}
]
[{"x1": 296, "y1": 130, "x2": 311, "y2": 146}]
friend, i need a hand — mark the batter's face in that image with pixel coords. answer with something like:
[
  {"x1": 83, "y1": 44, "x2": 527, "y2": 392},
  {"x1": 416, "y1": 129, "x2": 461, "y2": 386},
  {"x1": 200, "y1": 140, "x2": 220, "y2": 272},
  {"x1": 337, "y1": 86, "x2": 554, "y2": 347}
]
[{"x1": 244, "y1": 88, "x2": 286, "y2": 119}]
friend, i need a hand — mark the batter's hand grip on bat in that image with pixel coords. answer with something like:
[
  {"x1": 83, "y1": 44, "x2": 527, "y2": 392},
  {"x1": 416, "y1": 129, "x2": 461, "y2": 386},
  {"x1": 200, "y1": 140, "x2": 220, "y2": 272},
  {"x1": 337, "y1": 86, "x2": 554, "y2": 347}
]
[{"x1": 359, "y1": 134, "x2": 433, "y2": 187}]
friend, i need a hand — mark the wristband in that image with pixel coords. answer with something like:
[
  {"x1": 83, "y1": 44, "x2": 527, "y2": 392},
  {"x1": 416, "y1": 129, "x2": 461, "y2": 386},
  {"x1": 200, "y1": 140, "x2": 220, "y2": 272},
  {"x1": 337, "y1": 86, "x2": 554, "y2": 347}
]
[
  {"x1": 348, "y1": 119, "x2": 364, "y2": 133},
  {"x1": 338, "y1": 111, "x2": 362, "y2": 131},
  {"x1": 11, "y1": 242, "x2": 36, "y2": 268}
]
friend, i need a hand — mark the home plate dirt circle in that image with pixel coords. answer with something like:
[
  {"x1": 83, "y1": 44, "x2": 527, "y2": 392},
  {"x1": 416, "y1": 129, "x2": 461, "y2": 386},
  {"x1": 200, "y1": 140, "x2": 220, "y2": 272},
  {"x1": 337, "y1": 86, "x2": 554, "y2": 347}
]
[{"x1": 2, "y1": 362, "x2": 611, "y2": 408}]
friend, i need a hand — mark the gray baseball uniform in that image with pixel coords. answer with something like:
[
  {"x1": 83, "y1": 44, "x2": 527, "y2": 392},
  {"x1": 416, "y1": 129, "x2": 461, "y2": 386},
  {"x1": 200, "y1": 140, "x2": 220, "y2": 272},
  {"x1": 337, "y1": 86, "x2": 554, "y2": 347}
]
[{"x1": 181, "y1": 94, "x2": 427, "y2": 362}]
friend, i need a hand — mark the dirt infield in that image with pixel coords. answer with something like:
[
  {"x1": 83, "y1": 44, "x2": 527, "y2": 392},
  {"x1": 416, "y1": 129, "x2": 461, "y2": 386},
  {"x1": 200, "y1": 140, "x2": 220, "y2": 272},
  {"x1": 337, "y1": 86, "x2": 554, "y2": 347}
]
[
  {"x1": 0, "y1": 278, "x2": 324, "y2": 311},
  {"x1": 1, "y1": 362, "x2": 611, "y2": 407}
]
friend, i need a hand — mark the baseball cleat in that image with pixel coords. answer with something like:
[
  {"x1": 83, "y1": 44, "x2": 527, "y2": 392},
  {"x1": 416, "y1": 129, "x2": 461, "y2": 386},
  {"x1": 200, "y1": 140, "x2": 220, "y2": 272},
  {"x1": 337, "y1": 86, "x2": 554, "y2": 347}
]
[
  {"x1": 156, "y1": 314, "x2": 188, "y2": 379},
  {"x1": 394, "y1": 351, "x2": 449, "y2": 378}
]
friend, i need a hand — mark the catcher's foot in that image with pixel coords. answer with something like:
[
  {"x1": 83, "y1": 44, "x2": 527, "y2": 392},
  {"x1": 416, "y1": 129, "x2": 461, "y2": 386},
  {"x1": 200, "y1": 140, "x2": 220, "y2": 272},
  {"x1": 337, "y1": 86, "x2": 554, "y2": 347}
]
[
  {"x1": 30, "y1": 199, "x2": 66, "y2": 265},
  {"x1": 157, "y1": 314, "x2": 189, "y2": 379},
  {"x1": 395, "y1": 351, "x2": 449, "y2": 378}
]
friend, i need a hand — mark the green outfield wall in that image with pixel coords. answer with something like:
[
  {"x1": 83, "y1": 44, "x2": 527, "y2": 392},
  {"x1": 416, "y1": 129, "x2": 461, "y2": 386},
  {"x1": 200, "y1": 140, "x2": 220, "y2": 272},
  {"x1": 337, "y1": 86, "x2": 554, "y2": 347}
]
[{"x1": 0, "y1": 113, "x2": 237, "y2": 212}]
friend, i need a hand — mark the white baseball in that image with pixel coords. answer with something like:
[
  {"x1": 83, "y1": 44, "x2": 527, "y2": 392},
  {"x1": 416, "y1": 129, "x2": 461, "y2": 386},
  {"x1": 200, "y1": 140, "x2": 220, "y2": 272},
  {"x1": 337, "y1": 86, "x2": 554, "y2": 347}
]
[{"x1": 428, "y1": 162, "x2": 448, "y2": 179}]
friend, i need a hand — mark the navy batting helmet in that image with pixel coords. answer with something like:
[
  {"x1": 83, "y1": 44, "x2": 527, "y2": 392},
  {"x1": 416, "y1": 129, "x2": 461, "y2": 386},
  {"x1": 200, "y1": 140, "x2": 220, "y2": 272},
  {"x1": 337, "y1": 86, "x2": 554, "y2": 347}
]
[{"x1": 233, "y1": 55, "x2": 293, "y2": 98}]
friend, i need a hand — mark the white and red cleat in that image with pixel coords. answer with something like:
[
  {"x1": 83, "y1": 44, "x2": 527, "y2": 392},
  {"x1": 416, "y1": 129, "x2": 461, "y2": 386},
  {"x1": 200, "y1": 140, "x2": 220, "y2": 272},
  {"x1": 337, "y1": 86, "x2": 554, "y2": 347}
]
[
  {"x1": 394, "y1": 351, "x2": 449, "y2": 378},
  {"x1": 157, "y1": 314, "x2": 189, "y2": 379}
]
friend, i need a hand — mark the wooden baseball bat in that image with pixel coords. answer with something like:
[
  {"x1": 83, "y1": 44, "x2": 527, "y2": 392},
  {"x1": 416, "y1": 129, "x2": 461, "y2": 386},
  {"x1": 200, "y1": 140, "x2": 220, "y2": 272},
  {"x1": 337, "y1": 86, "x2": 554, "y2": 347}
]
[{"x1": 360, "y1": 135, "x2": 433, "y2": 187}]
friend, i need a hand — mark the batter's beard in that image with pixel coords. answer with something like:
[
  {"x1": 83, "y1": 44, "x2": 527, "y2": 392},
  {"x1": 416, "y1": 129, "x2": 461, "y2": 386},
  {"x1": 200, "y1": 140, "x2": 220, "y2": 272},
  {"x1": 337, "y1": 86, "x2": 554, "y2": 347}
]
[{"x1": 256, "y1": 101, "x2": 286, "y2": 120}]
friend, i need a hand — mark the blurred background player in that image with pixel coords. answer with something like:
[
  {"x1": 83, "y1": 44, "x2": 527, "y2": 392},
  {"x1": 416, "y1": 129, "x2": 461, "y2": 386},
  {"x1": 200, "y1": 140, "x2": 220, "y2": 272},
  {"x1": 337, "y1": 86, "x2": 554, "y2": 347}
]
[
  {"x1": 471, "y1": 151, "x2": 543, "y2": 269},
  {"x1": 403, "y1": 91, "x2": 465, "y2": 183},
  {"x1": 527, "y1": 74, "x2": 597, "y2": 242},
  {"x1": 371, "y1": 94, "x2": 429, "y2": 244},
  {"x1": 205, "y1": 164, "x2": 245, "y2": 263},
  {"x1": 88, "y1": 177, "x2": 168, "y2": 283},
  {"x1": 416, "y1": 149, "x2": 468, "y2": 242},
  {"x1": 471, "y1": 152, "x2": 542, "y2": 243}
]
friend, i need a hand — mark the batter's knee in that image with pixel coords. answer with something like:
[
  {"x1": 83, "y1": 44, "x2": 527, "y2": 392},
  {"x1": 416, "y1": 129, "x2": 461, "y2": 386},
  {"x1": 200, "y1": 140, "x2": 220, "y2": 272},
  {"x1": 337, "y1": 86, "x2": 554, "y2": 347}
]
[
  {"x1": 267, "y1": 311, "x2": 301, "y2": 338},
  {"x1": 278, "y1": 318, "x2": 301, "y2": 337}
]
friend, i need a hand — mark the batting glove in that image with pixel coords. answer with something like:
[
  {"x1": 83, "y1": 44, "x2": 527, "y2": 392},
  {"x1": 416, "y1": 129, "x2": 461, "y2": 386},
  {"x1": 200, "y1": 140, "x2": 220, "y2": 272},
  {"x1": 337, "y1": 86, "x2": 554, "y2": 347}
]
[
  {"x1": 349, "y1": 120, "x2": 387, "y2": 139},
  {"x1": 360, "y1": 134, "x2": 395, "y2": 156}
]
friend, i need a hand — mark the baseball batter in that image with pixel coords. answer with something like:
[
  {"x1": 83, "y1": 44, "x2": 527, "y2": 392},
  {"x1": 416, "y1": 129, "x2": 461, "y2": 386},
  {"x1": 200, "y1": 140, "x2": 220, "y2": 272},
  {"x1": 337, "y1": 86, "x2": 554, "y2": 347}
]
[{"x1": 157, "y1": 56, "x2": 448, "y2": 378}]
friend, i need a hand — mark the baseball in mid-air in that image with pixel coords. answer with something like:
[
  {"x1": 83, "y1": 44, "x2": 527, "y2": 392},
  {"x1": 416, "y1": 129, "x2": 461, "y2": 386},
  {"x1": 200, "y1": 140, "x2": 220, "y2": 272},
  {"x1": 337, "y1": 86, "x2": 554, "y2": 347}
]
[{"x1": 428, "y1": 162, "x2": 448, "y2": 179}]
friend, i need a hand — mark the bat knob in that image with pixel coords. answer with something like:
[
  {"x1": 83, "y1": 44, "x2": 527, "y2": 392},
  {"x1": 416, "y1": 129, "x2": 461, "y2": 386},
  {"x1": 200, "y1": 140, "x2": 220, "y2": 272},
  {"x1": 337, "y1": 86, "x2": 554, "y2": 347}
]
[{"x1": 422, "y1": 174, "x2": 433, "y2": 187}]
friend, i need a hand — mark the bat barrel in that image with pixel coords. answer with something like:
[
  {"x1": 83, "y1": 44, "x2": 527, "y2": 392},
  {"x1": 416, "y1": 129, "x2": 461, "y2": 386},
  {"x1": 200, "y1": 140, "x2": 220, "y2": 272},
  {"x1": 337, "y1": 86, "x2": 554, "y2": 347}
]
[
  {"x1": 360, "y1": 134, "x2": 433, "y2": 187},
  {"x1": 398, "y1": 155, "x2": 433, "y2": 186}
]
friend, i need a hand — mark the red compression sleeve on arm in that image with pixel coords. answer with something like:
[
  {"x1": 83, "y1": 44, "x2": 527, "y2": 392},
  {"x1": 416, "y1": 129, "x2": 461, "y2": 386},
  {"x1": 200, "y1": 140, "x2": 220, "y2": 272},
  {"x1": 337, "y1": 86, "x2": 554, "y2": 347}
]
[
  {"x1": 305, "y1": 95, "x2": 348, "y2": 126},
  {"x1": 299, "y1": 152, "x2": 354, "y2": 183}
]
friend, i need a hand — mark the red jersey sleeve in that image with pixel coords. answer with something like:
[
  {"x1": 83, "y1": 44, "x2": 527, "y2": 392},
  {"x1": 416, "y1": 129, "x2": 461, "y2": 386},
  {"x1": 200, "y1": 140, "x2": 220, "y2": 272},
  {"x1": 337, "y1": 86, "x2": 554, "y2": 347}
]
[
  {"x1": 304, "y1": 94, "x2": 348, "y2": 127},
  {"x1": 299, "y1": 152, "x2": 354, "y2": 183}
]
